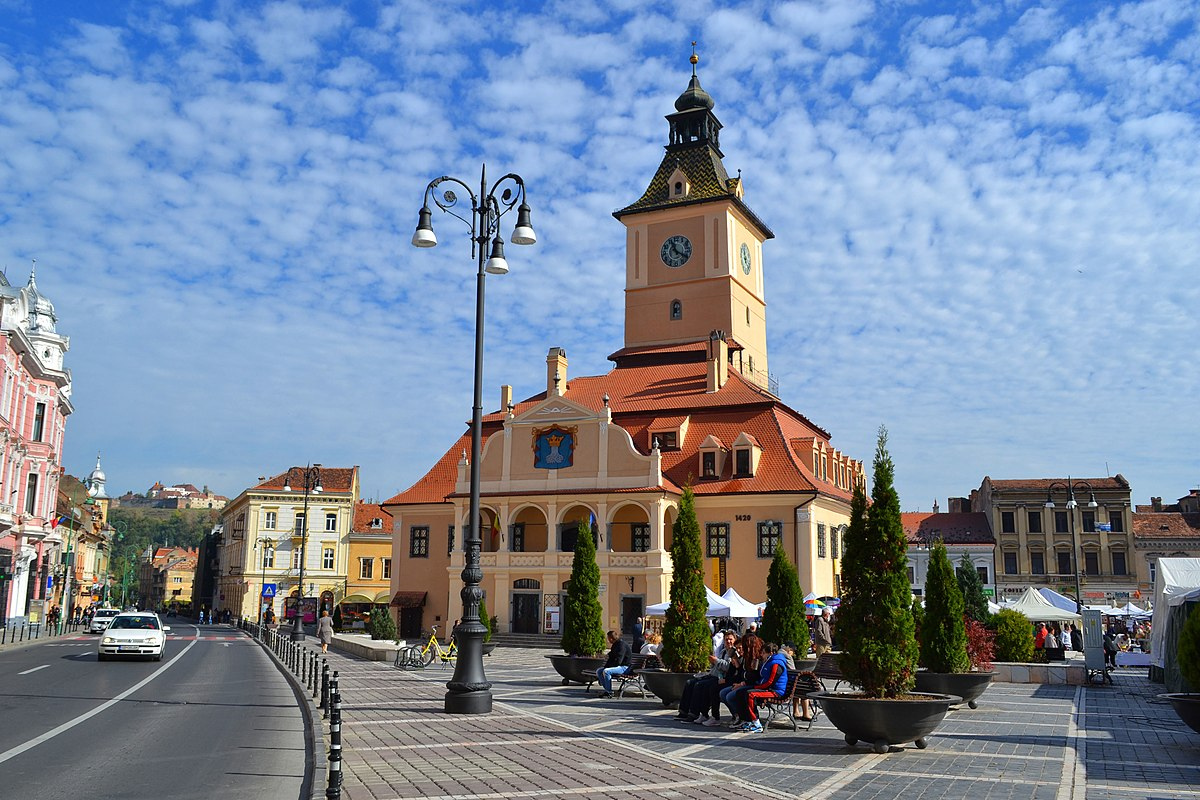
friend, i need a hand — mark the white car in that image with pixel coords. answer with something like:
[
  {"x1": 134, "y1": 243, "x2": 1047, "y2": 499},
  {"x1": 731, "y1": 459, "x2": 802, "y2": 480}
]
[
  {"x1": 88, "y1": 607, "x2": 121, "y2": 634},
  {"x1": 97, "y1": 612, "x2": 170, "y2": 661}
]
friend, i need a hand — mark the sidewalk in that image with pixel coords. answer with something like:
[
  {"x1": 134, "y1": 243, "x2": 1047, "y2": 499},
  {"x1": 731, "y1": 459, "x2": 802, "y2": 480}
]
[{"x1": 309, "y1": 647, "x2": 1198, "y2": 800}]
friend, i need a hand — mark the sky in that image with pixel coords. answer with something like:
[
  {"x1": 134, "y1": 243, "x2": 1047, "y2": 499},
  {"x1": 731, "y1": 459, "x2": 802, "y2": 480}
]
[{"x1": 1, "y1": 0, "x2": 1197, "y2": 510}]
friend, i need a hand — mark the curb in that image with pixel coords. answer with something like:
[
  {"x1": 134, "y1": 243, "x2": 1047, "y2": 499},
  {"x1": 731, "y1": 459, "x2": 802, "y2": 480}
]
[{"x1": 251, "y1": 631, "x2": 328, "y2": 800}]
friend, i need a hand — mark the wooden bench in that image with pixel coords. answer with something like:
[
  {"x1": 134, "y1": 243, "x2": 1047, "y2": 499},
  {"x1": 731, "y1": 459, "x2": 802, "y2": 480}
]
[
  {"x1": 615, "y1": 653, "x2": 660, "y2": 698},
  {"x1": 813, "y1": 652, "x2": 845, "y2": 691},
  {"x1": 760, "y1": 670, "x2": 824, "y2": 732}
]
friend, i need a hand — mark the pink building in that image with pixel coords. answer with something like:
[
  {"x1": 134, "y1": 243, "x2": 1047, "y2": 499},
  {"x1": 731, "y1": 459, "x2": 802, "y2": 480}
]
[{"x1": 0, "y1": 266, "x2": 72, "y2": 626}]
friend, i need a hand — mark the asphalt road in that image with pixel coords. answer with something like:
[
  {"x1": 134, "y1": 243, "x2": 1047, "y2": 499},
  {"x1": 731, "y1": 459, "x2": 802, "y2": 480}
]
[{"x1": 0, "y1": 623, "x2": 310, "y2": 800}]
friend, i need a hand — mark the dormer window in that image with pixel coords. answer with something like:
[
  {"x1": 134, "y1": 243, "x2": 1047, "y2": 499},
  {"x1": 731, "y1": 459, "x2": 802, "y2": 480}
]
[
  {"x1": 667, "y1": 166, "x2": 691, "y2": 199},
  {"x1": 702, "y1": 451, "x2": 717, "y2": 478},
  {"x1": 731, "y1": 432, "x2": 762, "y2": 478},
  {"x1": 698, "y1": 434, "x2": 727, "y2": 480},
  {"x1": 670, "y1": 300, "x2": 682, "y2": 320},
  {"x1": 734, "y1": 449, "x2": 751, "y2": 476},
  {"x1": 656, "y1": 431, "x2": 679, "y2": 450},
  {"x1": 370, "y1": 518, "x2": 383, "y2": 529}
]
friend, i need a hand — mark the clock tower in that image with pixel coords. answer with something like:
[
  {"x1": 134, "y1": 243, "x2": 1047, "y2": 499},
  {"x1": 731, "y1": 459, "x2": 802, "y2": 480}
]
[{"x1": 613, "y1": 52, "x2": 775, "y2": 389}]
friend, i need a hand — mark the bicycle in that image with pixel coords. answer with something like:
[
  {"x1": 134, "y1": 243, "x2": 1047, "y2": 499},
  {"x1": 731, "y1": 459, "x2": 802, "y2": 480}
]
[{"x1": 394, "y1": 626, "x2": 457, "y2": 669}]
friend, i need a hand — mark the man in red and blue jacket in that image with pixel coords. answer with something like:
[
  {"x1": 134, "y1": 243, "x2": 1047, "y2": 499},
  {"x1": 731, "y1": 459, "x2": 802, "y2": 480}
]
[{"x1": 739, "y1": 642, "x2": 789, "y2": 733}]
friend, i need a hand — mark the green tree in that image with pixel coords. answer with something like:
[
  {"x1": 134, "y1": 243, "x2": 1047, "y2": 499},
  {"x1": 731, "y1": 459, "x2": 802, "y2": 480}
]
[
  {"x1": 957, "y1": 553, "x2": 991, "y2": 623},
  {"x1": 480, "y1": 597, "x2": 493, "y2": 643},
  {"x1": 332, "y1": 604, "x2": 344, "y2": 631},
  {"x1": 912, "y1": 597, "x2": 925, "y2": 648},
  {"x1": 661, "y1": 487, "x2": 712, "y2": 673},
  {"x1": 759, "y1": 547, "x2": 809, "y2": 650},
  {"x1": 560, "y1": 519, "x2": 605, "y2": 656},
  {"x1": 836, "y1": 427, "x2": 919, "y2": 698},
  {"x1": 367, "y1": 607, "x2": 397, "y2": 641},
  {"x1": 991, "y1": 609, "x2": 1034, "y2": 662},
  {"x1": 1177, "y1": 602, "x2": 1200, "y2": 692},
  {"x1": 921, "y1": 542, "x2": 971, "y2": 673}
]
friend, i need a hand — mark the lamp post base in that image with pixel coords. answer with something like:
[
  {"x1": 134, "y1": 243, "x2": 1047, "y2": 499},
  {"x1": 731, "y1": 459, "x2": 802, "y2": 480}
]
[
  {"x1": 445, "y1": 689, "x2": 493, "y2": 714},
  {"x1": 290, "y1": 622, "x2": 305, "y2": 642}
]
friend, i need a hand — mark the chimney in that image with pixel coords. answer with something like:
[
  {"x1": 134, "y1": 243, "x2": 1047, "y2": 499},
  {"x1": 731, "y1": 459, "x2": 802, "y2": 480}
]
[
  {"x1": 1151, "y1": 496, "x2": 1163, "y2": 512},
  {"x1": 947, "y1": 497, "x2": 970, "y2": 514},
  {"x1": 706, "y1": 330, "x2": 729, "y2": 392},
  {"x1": 500, "y1": 384, "x2": 513, "y2": 414},
  {"x1": 546, "y1": 348, "x2": 567, "y2": 396}
]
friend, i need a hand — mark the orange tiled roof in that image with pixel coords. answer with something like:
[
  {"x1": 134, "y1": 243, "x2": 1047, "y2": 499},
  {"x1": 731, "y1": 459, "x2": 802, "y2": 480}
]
[
  {"x1": 1132, "y1": 512, "x2": 1200, "y2": 539},
  {"x1": 255, "y1": 467, "x2": 358, "y2": 494},
  {"x1": 385, "y1": 350, "x2": 852, "y2": 506},
  {"x1": 352, "y1": 502, "x2": 394, "y2": 533},
  {"x1": 901, "y1": 512, "x2": 994, "y2": 545}
]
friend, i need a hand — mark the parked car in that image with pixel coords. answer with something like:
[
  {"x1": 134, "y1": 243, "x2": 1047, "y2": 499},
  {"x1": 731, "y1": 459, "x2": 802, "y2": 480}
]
[
  {"x1": 88, "y1": 607, "x2": 121, "y2": 634},
  {"x1": 97, "y1": 612, "x2": 170, "y2": 661}
]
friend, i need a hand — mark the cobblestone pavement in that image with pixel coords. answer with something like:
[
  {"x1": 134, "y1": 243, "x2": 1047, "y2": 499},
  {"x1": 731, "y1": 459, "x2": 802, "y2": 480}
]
[{"x1": 319, "y1": 647, "x2": 1198, "y2": 800}]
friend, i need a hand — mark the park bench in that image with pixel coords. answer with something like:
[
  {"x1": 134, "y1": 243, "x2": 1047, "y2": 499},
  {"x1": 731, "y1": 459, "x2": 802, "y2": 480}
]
[
  {"x1": 813, "y1": 651, "x2": 845, "y2": 691},
  {"x1": 615, "y1": 653, "x2": 660, "y2": 698},
  {"x1": 759, "y1": 670, "x2": 824, "y2": 732}
]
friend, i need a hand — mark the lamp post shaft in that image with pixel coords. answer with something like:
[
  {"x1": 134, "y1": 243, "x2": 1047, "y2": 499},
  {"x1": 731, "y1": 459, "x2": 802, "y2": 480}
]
[
  {"x1": 1068, "y1": 480, "x2": 1084, "y2": 614},
  {"x1": 293, "y1": 480, "x2": 311, "y2": 641},
  {"x1": 445, "y1": 164, "x2": 494, "y2": 714}
]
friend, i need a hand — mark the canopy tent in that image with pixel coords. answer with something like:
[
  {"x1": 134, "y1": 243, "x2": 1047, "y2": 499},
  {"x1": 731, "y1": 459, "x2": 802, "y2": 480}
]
[
  {"x1": 1150, "y1": 558, "x2": 1200, "y2": 669},
  {"x1": 1005, "y1": 586, "x2": 1081, "y2": 622},
  {"x1": 1162, "y1": 585, "x2": 1200, "y2": 692},
  {"x1": 1109, "y1": 602, "x2": 1150, "y2": 618},
  {"x1": 646, "y1": 587, "x2": 730, "y2": 618},
  {"x1": 1038, "y1": 587, "x2": 1080, "y2": 613},
  {"x1": 719, "y1": 587, "x2": 764, "y2": 619},
  {"x1": 987, "y1": 600, "x2": 1004, "y2": 614}
]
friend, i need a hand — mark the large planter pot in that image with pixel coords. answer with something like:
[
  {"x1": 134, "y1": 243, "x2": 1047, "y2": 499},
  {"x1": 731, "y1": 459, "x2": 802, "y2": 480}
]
[
  {"x1": 545, "y1": 654, "x2": 605, "y2": 686},
  {"x1": 1159, "y1": 693, "x2": 1200, "y2": 734},
  {"x1": 482, "y1": 641, "x2": 497, "y2": 656},
  {"x1": 813, "y1": 692, "x2": 961, "y2": 753},
  {"x1": 639, "y1": 669, "x2": 695, "y2": 708},
  {"x1": 914, "y1": 671, "x2": 995, "y2": 709}
]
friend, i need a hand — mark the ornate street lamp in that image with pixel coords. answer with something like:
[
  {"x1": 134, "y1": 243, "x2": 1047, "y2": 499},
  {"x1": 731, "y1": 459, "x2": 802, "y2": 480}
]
[
  {"x1": 412, "y1": 165, "x2": 536, "y2": 714},
  {"x1": 256, "y1": 536, "x2": 275, "y2": 625},
  {"x1": 1044, "y1": 478, "x2": 1098, "y2": 613},
  {"x1": 283, "y1": 464, "x2": 322, "y2": 641}
]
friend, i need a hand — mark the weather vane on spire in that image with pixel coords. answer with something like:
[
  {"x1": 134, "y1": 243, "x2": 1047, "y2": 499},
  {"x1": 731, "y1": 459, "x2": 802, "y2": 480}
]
[{"x1": 690, "y1": 41, "x2": 699, "y2": 74}]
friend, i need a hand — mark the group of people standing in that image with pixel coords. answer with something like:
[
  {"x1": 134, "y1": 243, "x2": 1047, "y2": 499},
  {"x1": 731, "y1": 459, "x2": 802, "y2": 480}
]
[{"x1": 1034, "y1": 621, "x2": 1082, "y2": 660}]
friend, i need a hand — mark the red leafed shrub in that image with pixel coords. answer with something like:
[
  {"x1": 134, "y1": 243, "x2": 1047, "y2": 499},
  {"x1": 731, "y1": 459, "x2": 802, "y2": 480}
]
[{"x1": 965, "y1": 616, "x2": 995, "y2": 672}]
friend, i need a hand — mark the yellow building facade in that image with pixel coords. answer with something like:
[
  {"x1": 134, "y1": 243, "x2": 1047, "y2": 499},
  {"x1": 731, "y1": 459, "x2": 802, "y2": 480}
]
[
  {"x1": 341, "y1": 502, "x2": 394, "y2": 628},
  {"x1": 384, "y1": 65, "x2": 863, "y2": 641}
]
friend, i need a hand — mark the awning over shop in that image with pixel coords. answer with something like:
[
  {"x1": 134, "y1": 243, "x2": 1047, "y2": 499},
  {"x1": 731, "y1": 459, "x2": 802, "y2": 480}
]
[
  {"x1": 341, "y1": 593, "x2": 375, "y2": 604},
  {"x1": 390, "y1": 591, "x2": 427, "y2": 608},
  {"x1": 374, "y1": 589, "x2": 393, "y2": 603}
]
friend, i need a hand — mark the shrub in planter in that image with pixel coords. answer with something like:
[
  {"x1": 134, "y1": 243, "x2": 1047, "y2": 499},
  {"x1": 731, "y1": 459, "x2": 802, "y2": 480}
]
[
  {"x1": 560, "y1": 518, "x2": 605, "y2": 657},
  {"x1": 332, "y1": 604, "x2": 344, "y2": 632},
  {"x1": 480, "y1": 597, "x2": 493, "y2": 643},
  {"x1": 367, "y1": 607, "x2": 397, "y2": 641},
  {"x1": 912, "y1": 598, "x2": 925, "y2": 650},
  {"x1": 661, "y1": 487, "x2": 711, "y2": 673},
  {"x1": 957, "y1": 552, "x2": 991, "y2": 623},
  {"x1": 920, "y1": 541, "x2": 970, "y2": 673},
  {"x1": 1178, "y1": 602, "x2": 1200, "y2": 692},
  {"x1": 991, "y1": 608, "x2": 1034, "y2": 662},
  {"x1": 965, "y1": 617, "x2": 995, "y2": 672},
  {"x1": 759, "y1": 546, "x2": 809, "y2": 651},
  {"x1": 836, "y1": 427, "x2": 919, "y2": 698}
]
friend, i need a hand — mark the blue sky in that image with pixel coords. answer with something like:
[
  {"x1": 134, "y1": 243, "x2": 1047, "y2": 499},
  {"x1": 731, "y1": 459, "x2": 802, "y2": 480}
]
[{"x1": 1, "y1": 0, "x2": 1196, "y2": 509}]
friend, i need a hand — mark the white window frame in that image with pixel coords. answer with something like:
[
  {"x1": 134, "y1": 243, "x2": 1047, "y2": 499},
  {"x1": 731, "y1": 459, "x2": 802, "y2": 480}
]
[
  {"x1": 325, "y1": 512, "x2": 337, "y2": 531},
  {"x1": 382, "y1": 557, "x2": 391, "y2": 579},
  {"x1": 359, "y1": 558, "x2": 373, "y2": 580},
  {"x1": 322, "y1": 547, "x2": 335, "y2": 570},
  {"x1": 265, "y1": 511, "x2": 277, "y2": 530}
]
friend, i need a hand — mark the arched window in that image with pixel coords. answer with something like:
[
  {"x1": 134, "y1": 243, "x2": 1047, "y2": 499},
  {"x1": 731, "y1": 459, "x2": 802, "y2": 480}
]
[{"x1": 670, "y1": 300, "x2": 682, "y2": 320}]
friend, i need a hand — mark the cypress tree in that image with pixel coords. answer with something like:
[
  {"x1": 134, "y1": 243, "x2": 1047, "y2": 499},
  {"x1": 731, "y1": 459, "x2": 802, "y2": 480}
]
[
  {"x1": 921, "y1": 541, "x2": 971, "y2": 673},
  {"x1": 559, "y1": 519, "x2": 605, "y2": 656},
  {"x1": 759, "y1": 546, "x2": 809, "y2": 651},
  {"x1": 957, "y1": 552, "x2": 991, "y2": 623},
  {"x1": 661, "y1": 487, "x2": 712, "y2": 673},
  {"x1": 480, "y1": 596, "x2": 493, "y2": 643},
  {"x1": 836, "y1": 427, "x2": 919, "y2": 698}
]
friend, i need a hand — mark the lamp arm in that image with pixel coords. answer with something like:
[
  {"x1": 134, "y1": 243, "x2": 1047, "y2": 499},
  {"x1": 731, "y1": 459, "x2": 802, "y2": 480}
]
[{"x1": 425, "y1": 175, "x2": 479, "y2": 232}]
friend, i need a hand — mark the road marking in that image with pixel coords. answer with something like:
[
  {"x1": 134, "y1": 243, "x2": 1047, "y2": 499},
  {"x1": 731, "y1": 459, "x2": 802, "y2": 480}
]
[
  {"x1": 17, "y1": 665, "x2": 50, "y2": 675},
  {"x1": 0, "y1": 637, "x2": 199, "y2": 765}
]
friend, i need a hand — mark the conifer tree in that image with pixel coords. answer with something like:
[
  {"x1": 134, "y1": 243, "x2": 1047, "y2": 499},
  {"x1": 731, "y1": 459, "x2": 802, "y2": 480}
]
[
  {"x1": 559, "y1": 519, "x2": 605, "y2": 656},
  {"x1": 957, "y1": 552, "x2": 991, "y2": 623},
  {"x1": 1178, "y1": 602, "x2": 1200, "y2": 692},
  {"x1": 836, "y1": 427, "x2": 919, "y2": 697},
  {"x1": 661, "y1": 487, "x2": 712, "y2": 672},
  {"x1": 480, "y1": 596, "x2": 493, "y2": 643},
  {"x1": 921, "y1": 541, "x2": 971, "y2": 673},
  {"x1": 759, "y1": 546, "x2": 809, "y2": 650}
]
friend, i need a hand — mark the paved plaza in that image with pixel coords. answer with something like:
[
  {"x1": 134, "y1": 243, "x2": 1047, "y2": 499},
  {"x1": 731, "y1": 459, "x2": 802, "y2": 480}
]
[{"x1": 315, "y1": 646, "x2": 1198, "y2": 800}]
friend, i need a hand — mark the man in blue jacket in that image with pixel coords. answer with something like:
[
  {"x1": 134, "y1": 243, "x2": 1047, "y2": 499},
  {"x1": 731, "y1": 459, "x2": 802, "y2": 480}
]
[{"x1": 597, "y1": 630, "x2": 632, "y2": 698}]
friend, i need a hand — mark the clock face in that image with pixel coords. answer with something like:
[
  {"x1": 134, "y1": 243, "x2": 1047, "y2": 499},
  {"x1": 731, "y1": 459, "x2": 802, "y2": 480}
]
[
  {"x1": 660, "y1": 235, "x2": 692, "y2": 268},
  {"x1": 740, "y1": 243, "x2": 752, "y2": 274}
]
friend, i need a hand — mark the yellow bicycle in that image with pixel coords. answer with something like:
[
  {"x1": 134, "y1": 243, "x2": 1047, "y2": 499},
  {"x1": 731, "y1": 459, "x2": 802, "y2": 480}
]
[{"x1": 395, "y1": 626, "x2": 457, "y2": 669}]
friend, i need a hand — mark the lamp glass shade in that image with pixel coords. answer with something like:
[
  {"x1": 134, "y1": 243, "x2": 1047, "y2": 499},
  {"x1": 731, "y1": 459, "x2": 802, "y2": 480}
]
[
  {"x1": 412, "y1": 206, "x2": 437, "y2": 248},
  {"x1": 484, "y1": 238, "x2": 509, "y2": 274},
  {"x1": 511, "y1": 202, "x2": 536, "y2": 245}
]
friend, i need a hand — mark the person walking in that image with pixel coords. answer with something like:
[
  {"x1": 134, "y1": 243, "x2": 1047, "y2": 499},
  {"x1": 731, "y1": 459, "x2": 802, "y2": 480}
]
[
  {"x1": 317, "y1": 609, "x2": 334, "y2": 654},
  {"x1": 812, "y1": 608, "x2": 833, "y2": 655}
]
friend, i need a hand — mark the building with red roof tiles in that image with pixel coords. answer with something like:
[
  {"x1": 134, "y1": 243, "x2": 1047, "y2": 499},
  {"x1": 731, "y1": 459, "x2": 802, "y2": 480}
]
[
  {"x1": 382, "y1": 65, "x2": 865, "y2": 641},
  {"x1": 1132, "y1": 489, "x2": 1200, "y2": 597},
  {"x1": 969, "y1": 475, "x2": 1135, "y2": 605},
  {"x1": 901, "y1": 507, "x2": 995, "y2": 600},
  {"x1": 211, "y1": 466, "x2": 359, "y2": 625}
]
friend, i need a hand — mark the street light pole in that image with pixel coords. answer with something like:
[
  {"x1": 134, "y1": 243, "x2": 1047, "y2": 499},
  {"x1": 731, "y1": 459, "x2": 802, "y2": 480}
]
[
  {"x1": 257, "y1": 537, "x2": 273, "y2": 625},
  {"x1": 283, "y1": 464, "x2": 322, "y2": 641},
  {"x1": 412, "y1": 164, "x2": 536, "y2": 714},
  {"x1": 1045, "y1": 477, "x2": 1098, "y2": 613}
]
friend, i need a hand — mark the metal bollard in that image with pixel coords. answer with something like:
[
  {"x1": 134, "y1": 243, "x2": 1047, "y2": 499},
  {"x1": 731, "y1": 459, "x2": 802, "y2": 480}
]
[
  {"x1": 313, "y1": 655, "x2": 322, "y2": 700},
  {"x1": 321, "y1": 660, "x2": 331, "y2": 715},
  {"x1": 326, "y1": 673, "x2": 342, "y2": 799}
]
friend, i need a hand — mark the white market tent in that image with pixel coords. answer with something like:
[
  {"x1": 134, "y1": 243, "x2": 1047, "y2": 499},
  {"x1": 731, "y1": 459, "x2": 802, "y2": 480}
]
[
  {"x1": 1150, "y1": 558, "x2": 1200, "y2": 669},
  {"x1": 1005, "y1": 587, "x2": 1082, "y2": 622},
  {"x1": 719, "y1": 587, "x2": 764, "y2": 620},
  {"x1": 1038, "y1": 587, "x2": 1080, "y2": 613},
  {"x1": 646, "y1": 587, "x2": 730, "y2": 618}
]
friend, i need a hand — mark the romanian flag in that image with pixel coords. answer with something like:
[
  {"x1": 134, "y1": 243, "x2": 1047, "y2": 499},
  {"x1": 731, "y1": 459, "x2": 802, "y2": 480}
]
[
  {"x1": 490, "y1": 514, "x2": 501, "y2": 549},
  {"x1": 50, "y1": 515, "x2": 69, "y2": 529}
]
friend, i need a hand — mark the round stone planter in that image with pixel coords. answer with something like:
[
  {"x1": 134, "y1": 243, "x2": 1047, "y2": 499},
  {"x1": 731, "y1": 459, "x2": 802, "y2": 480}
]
[
  {"x1": 545, "y1": 654, "x2": 605, "y2": 686},
  {"x1": 914, "y1": 671, "x2": 995, "y2": 709},
  {"x1": 812, "y1": 691, "x2": 961, "y2": 753},
  {"x1": 639, "y1": 669, "x2": 695, "y2": 708},
  {"x1": 1159, "y1": 693, "x2": 1200, "y2": 734},
  {"x1": 482, "y1": 641, "x2": 497, "y2": 656}
]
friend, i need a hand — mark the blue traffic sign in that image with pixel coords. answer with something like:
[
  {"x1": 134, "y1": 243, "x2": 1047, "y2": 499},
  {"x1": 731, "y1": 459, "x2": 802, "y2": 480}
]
[
  {"x1": 46, "y1": 575, "x2": 53, "y2": 590},
  {"x1": 261, "y1": 583, "x2": 277, "y2": 598}
]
